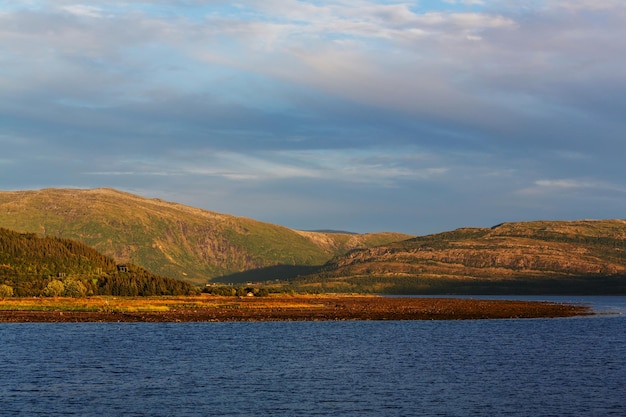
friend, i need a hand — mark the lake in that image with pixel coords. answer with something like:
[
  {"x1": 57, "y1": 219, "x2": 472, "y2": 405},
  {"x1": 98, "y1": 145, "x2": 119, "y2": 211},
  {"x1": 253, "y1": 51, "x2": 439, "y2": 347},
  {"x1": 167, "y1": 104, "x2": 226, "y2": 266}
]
[{"x1": 1, "y1": 296, "x2": 624, "y2": 416}]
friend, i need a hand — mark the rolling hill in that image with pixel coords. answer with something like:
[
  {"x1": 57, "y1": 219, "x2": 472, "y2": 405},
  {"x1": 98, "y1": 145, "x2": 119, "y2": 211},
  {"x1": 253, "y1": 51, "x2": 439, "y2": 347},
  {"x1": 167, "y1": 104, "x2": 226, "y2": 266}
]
[
  {"x1": 0, "y1": 227, "x2": 196, "y2": 297},
  {"x1": 293, "y1": 220, "x2": 626, "y2": 294},
  {"x1": 0, "y1": 188, "x2": 412, "y2": 285}
]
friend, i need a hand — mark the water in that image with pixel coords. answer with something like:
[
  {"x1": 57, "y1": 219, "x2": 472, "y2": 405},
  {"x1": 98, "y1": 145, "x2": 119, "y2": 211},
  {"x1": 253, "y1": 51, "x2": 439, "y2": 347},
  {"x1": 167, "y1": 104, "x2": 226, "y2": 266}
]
[{"x1": 1, "y1": 297, "x2": 624, "y2": 416}]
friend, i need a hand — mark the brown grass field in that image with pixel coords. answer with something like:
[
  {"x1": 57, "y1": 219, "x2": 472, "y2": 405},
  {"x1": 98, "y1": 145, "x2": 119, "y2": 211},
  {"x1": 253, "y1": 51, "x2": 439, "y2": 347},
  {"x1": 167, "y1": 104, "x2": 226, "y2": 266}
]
[{"x1": 0, "y1": 294, "x2": 592, "y2": 322}]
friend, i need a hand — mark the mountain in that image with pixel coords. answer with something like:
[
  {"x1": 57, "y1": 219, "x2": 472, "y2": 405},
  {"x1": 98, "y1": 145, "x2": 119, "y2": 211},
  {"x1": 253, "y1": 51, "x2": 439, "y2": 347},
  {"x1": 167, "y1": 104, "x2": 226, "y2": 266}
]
[
  {"x1": 0, "y1": 227, "x2": 196, "y2": 297},
  {"x1": 0, "y1": 188, "x2": 412, "y2": 285},
  {"x1": 293, "y1": 220, "x2": 626, "y2": 294}
]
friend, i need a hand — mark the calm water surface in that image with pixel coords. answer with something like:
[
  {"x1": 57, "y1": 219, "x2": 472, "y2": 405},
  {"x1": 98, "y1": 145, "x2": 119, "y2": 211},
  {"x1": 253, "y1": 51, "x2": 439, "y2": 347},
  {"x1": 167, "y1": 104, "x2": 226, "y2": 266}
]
[{"x1": 1, "y1": 296, "x2": 624, "y2": 416}]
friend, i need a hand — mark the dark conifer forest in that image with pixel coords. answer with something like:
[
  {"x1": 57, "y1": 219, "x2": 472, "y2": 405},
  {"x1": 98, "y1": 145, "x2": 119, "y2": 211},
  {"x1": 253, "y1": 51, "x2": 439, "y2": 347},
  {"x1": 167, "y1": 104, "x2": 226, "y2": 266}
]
[{"x1": 0, "y1": 228, "x2": 197, "y2": 297}]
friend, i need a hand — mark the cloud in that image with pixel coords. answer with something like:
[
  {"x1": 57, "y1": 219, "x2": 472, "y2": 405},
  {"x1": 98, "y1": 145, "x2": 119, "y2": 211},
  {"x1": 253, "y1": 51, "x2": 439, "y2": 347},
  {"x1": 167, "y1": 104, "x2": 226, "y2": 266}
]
[
  {"x1": 445, "y1": 0, "x2": 485, "y2": 5},
  {"x1": 1, "y1": 1, "x2": 625, "y2": 233},
  {"x1": 513, "y1": 179, "x2": 626, "y2": 203},
  {"x1": 80, "y1": 146, "x2": 450, "y2": 189},
  {"x1": 544, "y1": 0, "x2": 624, "y2": 12},
  {"x1": 535, "y1": 179, "x2": 592, "y2": 189},
  {"x1": 3, "y1": 1, "x2": 622, "y2": 144},
  {"x1": 534, "y1": 179, "x2": 626, "y2": 193},
  {"x1": 60, "y1": 5, "x2": 104, "y2": 18}
]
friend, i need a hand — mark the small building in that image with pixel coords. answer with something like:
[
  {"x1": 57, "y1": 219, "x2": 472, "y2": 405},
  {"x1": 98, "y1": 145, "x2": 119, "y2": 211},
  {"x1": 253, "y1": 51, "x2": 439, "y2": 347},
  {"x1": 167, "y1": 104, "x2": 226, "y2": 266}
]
[{"x1": 117, "y1": 265, "x2": 128, "y2": 273}]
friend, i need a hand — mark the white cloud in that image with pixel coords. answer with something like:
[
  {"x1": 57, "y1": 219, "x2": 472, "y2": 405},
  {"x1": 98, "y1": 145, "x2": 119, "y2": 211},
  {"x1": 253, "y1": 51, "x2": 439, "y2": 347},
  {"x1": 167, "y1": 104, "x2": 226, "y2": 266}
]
[
  {"x1": 545, "y1": 0, "x2": 624, "y2": 12},
  {"x1": 535, "y1": 179, "x2": 593, "y2": 189},
  {"x1": 415, "y1": 11, "x2": 514, "y2": 29},
  {"x1": 444, "y1": 0, "x2": 485, "y2": 5},
  {"x1": 84, "y1": 171, "x2": 173, "y2": 176},
  {"x1": 521, "y1": 179, "x2": 626, "y2": 195},
  {"x1": 60, "y1": 5, "x2": 104, "y2": 18},
  {"x1": 80, "y1": 147, "x2": 450, "y2": 187}
]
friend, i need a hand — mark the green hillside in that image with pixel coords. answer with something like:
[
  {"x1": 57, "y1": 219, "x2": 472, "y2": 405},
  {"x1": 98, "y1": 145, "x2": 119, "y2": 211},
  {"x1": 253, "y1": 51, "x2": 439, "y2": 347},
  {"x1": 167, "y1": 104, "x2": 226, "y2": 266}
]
[
  {"x1": 292, "y1": 220, "x2": 626, "y2": 294},
  {"x1": 0, "y1": 188, "x2": 412, "y2": 285},
  {"x1": 0, "y1": 227, "x2": 196, "y2": 297}
]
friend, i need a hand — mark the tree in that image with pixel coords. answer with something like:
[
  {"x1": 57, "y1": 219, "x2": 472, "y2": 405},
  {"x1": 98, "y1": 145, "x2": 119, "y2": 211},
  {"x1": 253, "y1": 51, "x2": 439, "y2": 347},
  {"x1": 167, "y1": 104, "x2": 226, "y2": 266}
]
[
  {"x1": 43, "y1": 280, "x2": 65, "y2": 297},
  {"x1": 0, "y1": 284, "x2": 13, "y2": 298},
  {"x1": 64, "y1": 279, "x2": 87, "y2": 298}
]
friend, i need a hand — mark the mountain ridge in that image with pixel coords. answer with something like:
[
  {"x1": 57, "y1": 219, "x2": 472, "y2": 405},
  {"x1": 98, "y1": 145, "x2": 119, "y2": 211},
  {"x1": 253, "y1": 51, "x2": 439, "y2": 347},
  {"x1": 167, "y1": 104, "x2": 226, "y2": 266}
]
[
  {"x1": 3, "y1": 188, "x2": 625, "y2": 293},
  {"x1": 292, "y1": 219, "x2": 626, "y2": 294}
]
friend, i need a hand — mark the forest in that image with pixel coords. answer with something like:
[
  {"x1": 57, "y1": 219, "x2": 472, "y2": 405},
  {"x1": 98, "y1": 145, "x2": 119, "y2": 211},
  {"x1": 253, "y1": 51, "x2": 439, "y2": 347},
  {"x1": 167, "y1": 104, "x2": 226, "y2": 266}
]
[{"x1": 0, "y1": 228, "x2": 197, "y2": 297}]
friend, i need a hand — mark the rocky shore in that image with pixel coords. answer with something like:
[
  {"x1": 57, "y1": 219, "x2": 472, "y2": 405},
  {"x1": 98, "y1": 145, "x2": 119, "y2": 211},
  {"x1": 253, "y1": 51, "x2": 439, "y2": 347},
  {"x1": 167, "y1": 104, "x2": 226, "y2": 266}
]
[{"x1": 0, "y1": 296, "x2": 591, "y2": 322}]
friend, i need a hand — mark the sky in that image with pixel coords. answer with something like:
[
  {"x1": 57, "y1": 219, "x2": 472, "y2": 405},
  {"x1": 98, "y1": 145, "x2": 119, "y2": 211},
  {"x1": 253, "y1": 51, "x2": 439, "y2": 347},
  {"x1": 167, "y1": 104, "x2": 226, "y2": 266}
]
[{"x1": 1, "y1": 0, "x2": 625, "y2": 235}]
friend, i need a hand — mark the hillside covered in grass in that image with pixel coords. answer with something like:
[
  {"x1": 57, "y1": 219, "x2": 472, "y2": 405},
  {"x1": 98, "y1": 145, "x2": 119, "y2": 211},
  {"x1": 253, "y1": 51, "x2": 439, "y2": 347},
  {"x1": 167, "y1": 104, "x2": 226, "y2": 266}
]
[
  {"x1": 0, "y1": 188, "x2": 412, "y2": 284},
  {"x1": 292, "y1": 220, "x2": 626, "y2": 294},
  {"x1": 0, "y1": 227, "x2": 197, "y2": 297}
]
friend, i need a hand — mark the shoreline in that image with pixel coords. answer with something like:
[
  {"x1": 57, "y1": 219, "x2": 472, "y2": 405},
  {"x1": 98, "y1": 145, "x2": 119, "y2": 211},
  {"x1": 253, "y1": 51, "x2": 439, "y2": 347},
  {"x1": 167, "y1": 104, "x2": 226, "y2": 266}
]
[{"x1": 0, "y1": 295, "x2": 592, "y2": 322}]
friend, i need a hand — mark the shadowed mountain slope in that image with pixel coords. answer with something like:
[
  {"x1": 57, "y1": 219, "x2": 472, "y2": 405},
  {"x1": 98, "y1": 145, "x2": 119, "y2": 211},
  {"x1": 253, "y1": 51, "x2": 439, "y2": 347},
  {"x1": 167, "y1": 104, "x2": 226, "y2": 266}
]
[{"x1": 0, "y1": 188, "x2": 412, "y2": 285}]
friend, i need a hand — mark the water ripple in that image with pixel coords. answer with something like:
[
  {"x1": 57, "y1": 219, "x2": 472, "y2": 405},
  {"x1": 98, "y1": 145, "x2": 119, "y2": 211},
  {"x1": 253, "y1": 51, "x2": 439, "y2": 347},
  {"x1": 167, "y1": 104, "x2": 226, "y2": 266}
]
[{"x1": 1, "y1": 298, "x2": 625, "y2": 416}]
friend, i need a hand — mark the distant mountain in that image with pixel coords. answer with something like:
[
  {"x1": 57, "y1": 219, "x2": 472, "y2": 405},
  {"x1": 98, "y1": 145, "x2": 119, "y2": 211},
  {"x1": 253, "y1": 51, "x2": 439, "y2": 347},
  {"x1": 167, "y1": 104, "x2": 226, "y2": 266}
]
[
  {"x1": 0, "y1": 227, "x2": 196, "y2": 297},
  {"x1": 293, "y1": 220, "x2": 626, "y2": 294},
  {"x1": 0, "y1": 188, "x2": 412, "y2": 285}
]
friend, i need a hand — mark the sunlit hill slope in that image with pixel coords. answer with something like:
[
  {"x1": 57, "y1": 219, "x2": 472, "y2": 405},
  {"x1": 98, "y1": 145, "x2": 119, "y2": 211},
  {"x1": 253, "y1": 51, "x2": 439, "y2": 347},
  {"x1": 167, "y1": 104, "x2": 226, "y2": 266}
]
[
  {"x1": 0, "y1": 188, "x2": 412, "y2": 285},
  {"x1": 294, "y1": 220, "x2": 626, "y2": 294}
]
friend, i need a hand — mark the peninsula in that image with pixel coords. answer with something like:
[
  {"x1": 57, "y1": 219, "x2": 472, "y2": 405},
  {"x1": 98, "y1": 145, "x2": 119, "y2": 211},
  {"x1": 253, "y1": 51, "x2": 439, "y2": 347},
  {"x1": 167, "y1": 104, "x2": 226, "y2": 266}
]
[{"x1": 0, "y1": 295, "x2": 591, "y2": 322}]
